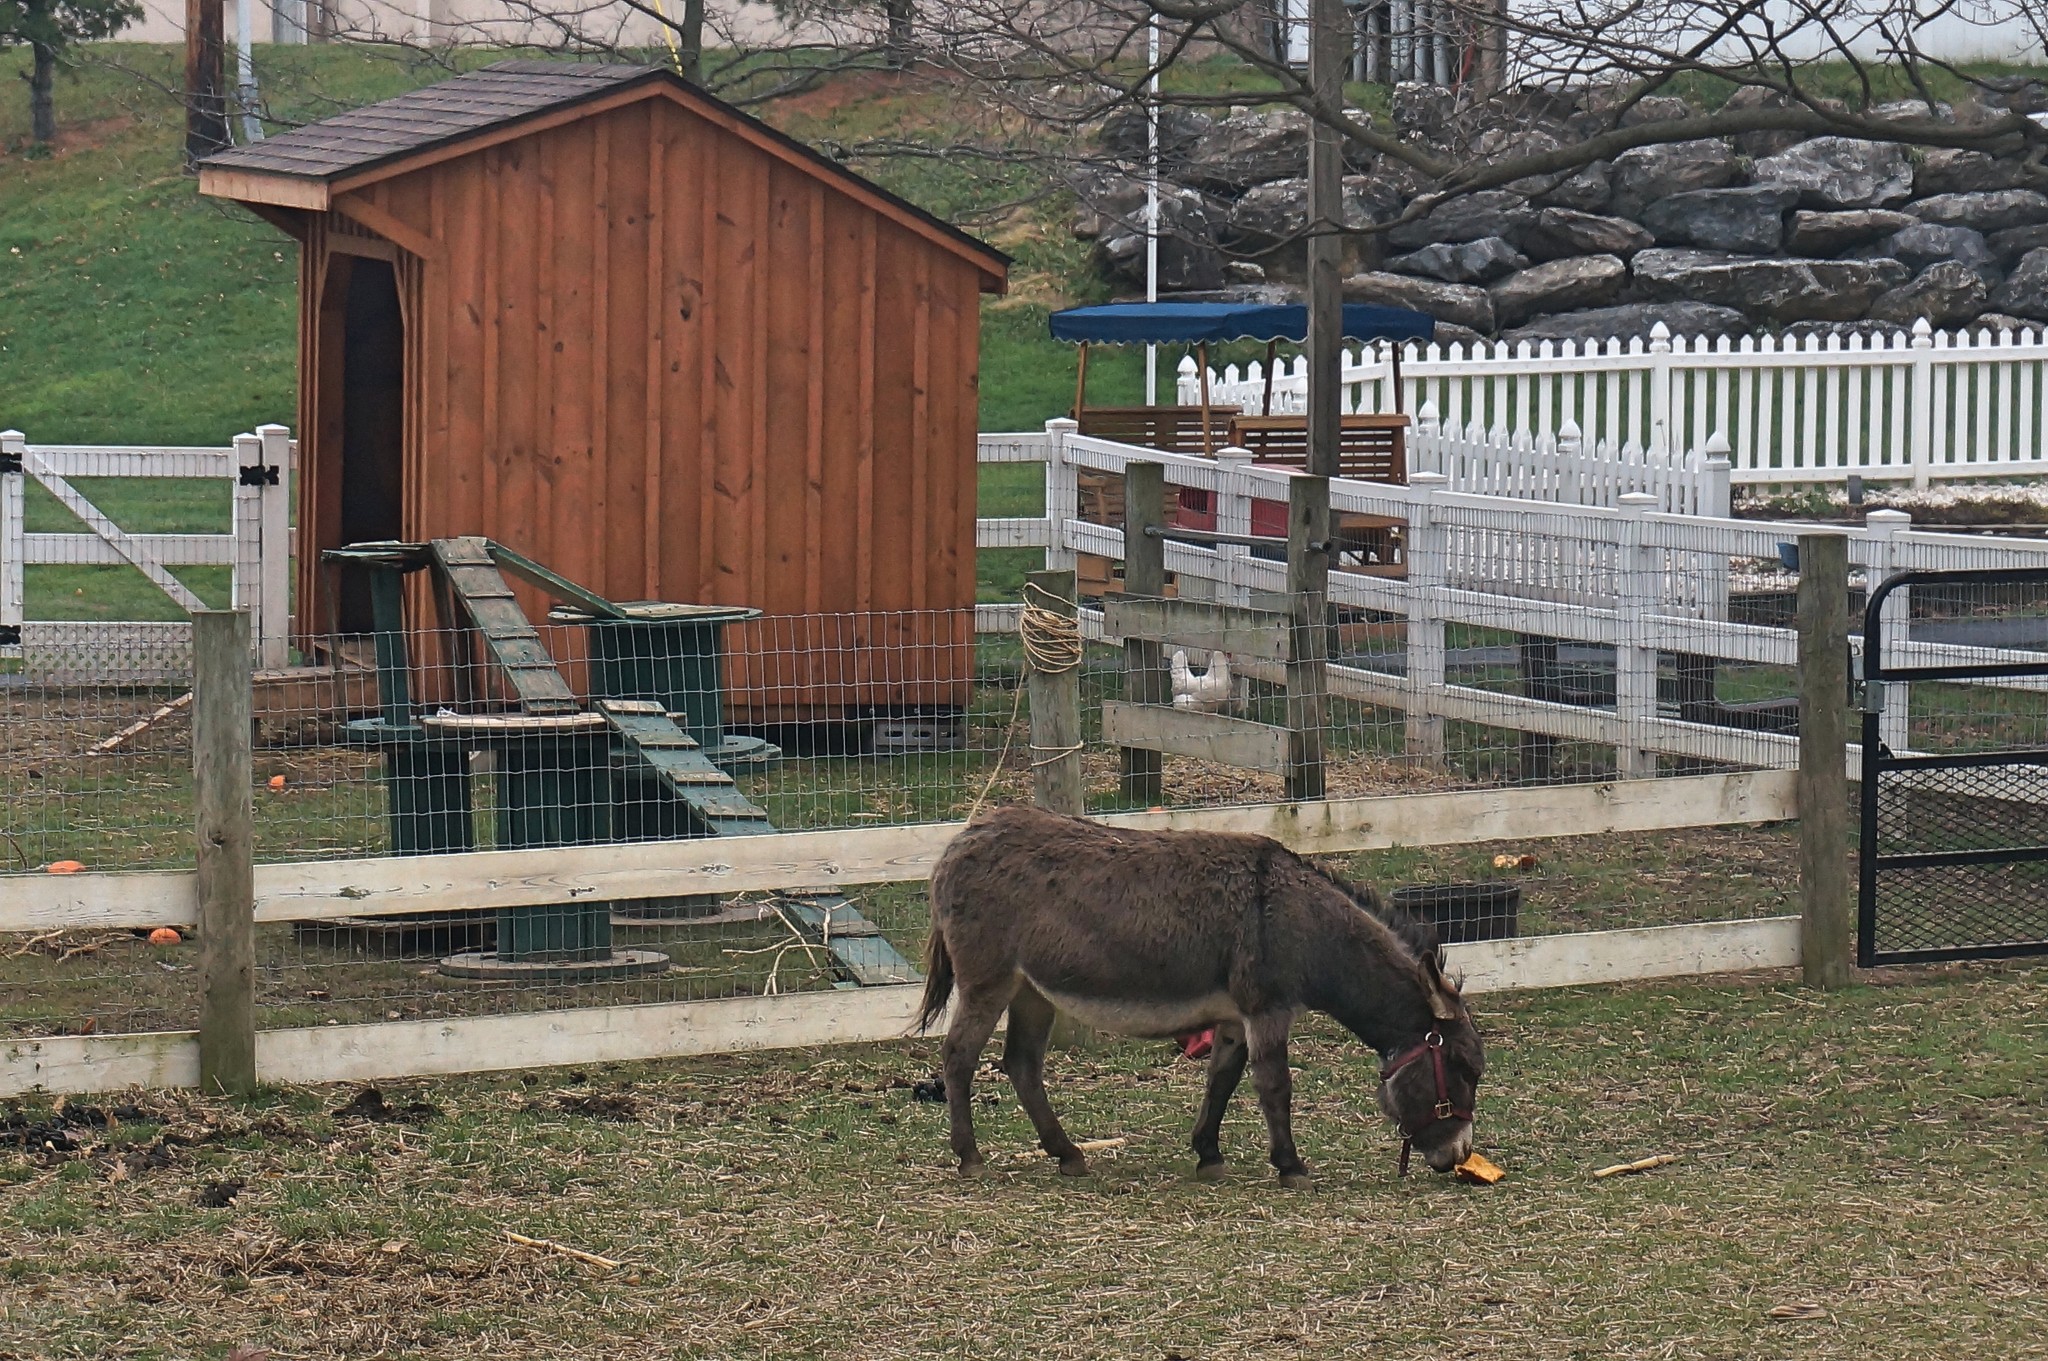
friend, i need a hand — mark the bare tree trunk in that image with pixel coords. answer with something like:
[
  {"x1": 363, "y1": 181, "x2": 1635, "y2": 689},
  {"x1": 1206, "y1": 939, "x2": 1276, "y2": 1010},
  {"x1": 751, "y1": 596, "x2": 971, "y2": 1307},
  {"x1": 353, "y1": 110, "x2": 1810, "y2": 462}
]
[
  {"x1": 29, "y1": 41, "x2": 57, "y2": 145},
  {"x1": 884, "y1": 0, "x2": 913, "y2": 69},
  {"x1": 185, "y1": 0, "x2": 229, "y2": 167},
  {"x1": 676, "y1": 0, "x2": 704, "y2": 81}
]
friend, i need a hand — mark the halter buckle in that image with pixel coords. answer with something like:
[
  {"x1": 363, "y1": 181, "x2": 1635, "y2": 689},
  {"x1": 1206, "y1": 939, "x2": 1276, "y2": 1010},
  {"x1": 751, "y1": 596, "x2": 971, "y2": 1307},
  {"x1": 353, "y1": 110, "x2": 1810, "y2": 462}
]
[{"x1": 1434, "y1": 1099, "x2": 1455, "y2": 1121}]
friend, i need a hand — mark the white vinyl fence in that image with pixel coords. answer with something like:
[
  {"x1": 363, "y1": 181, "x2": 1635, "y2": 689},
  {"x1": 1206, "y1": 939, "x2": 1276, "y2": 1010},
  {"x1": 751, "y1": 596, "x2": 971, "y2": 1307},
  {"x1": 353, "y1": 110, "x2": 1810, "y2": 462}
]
[
  {"x1": 0, "y1": 426, "x2": 293, "y2": 680},
  {"x1": 978, "y1": 421, "x2": 2048, "y2": 773},
  {"x1": 1184, "y1": 319, "x2": 2048, "y2": 488}
]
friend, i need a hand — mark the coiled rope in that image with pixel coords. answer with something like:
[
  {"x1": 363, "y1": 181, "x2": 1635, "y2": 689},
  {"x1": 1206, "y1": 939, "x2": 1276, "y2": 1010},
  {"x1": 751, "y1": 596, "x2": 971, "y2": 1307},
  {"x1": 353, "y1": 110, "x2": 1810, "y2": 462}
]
[{"x1": 964, "y1": 581, "x2": 1084, "y2": 821}]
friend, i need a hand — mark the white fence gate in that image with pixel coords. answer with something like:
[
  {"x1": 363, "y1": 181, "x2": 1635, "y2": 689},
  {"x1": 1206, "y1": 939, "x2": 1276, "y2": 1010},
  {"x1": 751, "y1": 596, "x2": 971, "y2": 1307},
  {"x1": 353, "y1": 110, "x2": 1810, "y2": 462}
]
[
  {"x1": 1186, "y1": 319, "x2": 2048, "y2": 488},
  {"x1": 0, "y1": 425, "x2": 293, "y2": 681}
]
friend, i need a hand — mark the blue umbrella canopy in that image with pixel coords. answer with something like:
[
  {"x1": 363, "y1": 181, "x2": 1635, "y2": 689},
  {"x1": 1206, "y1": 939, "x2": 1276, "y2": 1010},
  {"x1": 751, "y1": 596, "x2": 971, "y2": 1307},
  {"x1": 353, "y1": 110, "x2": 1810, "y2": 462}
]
[{"x1": 1048, "y1": 301, "x2": 1435, "y2": 346}]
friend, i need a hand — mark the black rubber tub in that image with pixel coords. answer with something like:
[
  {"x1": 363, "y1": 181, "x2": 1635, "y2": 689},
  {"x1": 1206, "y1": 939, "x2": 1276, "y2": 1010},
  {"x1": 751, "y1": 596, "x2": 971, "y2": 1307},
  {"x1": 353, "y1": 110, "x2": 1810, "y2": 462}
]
[{"x1": 1390, "y1": 883, "x2": 1521, "y2": 945}]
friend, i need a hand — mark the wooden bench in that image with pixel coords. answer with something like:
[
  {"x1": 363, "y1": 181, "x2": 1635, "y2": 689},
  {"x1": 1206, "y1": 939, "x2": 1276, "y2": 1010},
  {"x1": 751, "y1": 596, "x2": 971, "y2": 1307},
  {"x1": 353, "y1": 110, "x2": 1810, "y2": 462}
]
[
  {"x1": 1070, "y1": 405, "x2": 1238, "y2": 598},
  {"x1": 1229, "y1": 414, "x2": 1412, "y2": 577}
]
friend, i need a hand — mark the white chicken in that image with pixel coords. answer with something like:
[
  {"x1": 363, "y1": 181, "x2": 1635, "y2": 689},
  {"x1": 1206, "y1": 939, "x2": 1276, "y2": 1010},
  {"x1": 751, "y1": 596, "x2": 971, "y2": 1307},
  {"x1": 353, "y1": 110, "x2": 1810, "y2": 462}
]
[{"x1": 1170, "y1": 649, "x2": 1235, "y2": 712}]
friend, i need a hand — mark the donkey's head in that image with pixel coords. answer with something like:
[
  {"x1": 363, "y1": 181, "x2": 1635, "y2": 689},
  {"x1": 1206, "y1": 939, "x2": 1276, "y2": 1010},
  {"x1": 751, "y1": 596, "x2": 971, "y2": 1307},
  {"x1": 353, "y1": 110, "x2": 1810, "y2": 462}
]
[{"x1": 1373, "y1": 910, "x2": 1485, "y2": 1174}]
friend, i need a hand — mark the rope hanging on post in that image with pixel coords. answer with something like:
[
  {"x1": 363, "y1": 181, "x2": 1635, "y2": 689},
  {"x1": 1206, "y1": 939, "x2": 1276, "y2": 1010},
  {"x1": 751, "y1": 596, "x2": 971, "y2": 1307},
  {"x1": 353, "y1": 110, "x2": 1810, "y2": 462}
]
[{"x1": 965, "y1": 583, "x2": 1086, "y2": 821}]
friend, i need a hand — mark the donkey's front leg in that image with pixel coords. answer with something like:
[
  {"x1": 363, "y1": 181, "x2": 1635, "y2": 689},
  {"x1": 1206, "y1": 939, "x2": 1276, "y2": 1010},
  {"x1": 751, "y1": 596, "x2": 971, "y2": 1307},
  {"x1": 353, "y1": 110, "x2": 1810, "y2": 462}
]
[
  {"x1": 1244, "y1": 1011, "x2": 1312, "y2": 1189},
  {"x1": 942, "y1": 991, "x2": 1009, "y2": 1178}
]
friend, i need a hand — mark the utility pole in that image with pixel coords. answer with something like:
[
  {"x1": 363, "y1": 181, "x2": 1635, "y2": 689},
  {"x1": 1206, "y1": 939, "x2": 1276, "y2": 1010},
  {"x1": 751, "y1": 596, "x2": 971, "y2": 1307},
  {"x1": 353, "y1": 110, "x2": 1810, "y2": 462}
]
[
  {"x1": 1305, "y1": 0, "x2": 1347, "y2": 478},
  {"x1": 185, "y1": 0, "x2": 229, "y2": 166}
]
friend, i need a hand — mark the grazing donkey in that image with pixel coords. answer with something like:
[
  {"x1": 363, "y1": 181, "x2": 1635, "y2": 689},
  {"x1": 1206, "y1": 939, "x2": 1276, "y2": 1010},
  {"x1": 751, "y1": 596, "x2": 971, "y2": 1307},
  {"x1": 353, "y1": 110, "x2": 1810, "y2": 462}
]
[{"x1": 918, "y1": 807, "x2": 1484, "y2": 1185}]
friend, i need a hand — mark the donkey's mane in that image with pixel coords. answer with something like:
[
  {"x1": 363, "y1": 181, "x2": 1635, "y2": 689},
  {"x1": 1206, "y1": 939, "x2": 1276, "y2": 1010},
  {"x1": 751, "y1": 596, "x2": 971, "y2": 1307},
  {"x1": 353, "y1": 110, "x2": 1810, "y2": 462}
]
[{"x1": 1303, "y1": 857, "x2": 1443, "y2": 969}]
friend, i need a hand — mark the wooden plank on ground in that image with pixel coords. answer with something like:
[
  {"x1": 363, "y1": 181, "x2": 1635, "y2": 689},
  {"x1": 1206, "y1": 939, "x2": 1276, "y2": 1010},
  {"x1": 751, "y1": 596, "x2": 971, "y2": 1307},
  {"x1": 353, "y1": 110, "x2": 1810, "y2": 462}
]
[
  {"x1": 1101, "y1": 701, "x2": 1291, "y2": 775},
  {"x1": 1103, "y1": 598, "x2": 1290, "y2": 660},
  {"x1": 0, "y1": 1031, "x2": 199, "y2": 1098},
  {"x1": 1449, "y1": 917, "x2": 1801, "y2": 995}
]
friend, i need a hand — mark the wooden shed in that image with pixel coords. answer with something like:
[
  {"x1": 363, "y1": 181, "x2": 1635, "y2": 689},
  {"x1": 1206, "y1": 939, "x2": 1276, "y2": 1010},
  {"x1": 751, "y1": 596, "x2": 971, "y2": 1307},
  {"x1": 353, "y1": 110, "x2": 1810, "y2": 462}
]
[{"x1": 197, "y1": 62, "x2": 1008, "y2": 726}]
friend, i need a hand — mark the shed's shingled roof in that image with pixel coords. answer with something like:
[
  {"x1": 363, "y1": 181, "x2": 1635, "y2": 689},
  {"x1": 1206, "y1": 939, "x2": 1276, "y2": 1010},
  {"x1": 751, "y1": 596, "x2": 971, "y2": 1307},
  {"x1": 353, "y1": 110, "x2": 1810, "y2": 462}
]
[
  {"x1": 201, "y1": 62, "x2": 660, "y2": 180},
  {"x1": 199, "y1": 61, "x2": 1009, "y2": 275}
]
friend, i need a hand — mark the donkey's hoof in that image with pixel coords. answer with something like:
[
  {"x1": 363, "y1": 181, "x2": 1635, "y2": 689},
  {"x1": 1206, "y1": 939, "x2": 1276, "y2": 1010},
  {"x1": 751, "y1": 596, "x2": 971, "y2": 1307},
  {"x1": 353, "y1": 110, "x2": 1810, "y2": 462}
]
[
  {"x1": 1195, "y1": 1160, "x2": 1229, "y2": 1183},
  {"x1": 957, "y1": 1159, "x2": 987, "y2": 1180},
  {"x1": 1057, "y1": 1155, "x2": 1091, "y2": 1178},
  {"x1": 1278, "y1": 1171, "x2": 1315, "y2": 1190}
]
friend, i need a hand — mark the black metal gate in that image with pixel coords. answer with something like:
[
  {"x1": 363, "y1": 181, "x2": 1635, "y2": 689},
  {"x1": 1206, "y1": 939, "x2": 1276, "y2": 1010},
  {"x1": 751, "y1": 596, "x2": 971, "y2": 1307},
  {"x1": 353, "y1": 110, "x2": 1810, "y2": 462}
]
[{"x1": 1858, "y1": 567, "x2": 2048, "y2": 967}]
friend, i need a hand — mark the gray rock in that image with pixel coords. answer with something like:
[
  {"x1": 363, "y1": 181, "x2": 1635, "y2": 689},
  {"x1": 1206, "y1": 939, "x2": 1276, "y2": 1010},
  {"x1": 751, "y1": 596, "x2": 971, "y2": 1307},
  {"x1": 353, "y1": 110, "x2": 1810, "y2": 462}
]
[
  {"x1": 1972, "y1": 312, "x2": 2037, "y2": 333},
  {"x1": 1983, "y1": 77, "x2": 2048, "y2": 116},
  {"x1": 1909, "y1": 189, "x2": 2048, "y2": 234},
  {"x1": 1608, "y1": 139, "x2": 1740, "y2": 219},
  {"x1": 1867, "y1": 99, "x2": 1954, "y2": 124},
  {"x1": 1098, "y1": 105, "x2": 1213, "y2": 172},
  {"x1": 1620, "y1": 94, "x2": 1698, "y2": 126},
  {"x1": 1632, "y1": 248, "x2": 1910, "y2": 322},
  {"x1": 1502, "y1": 300, "x2": 1751, "y2": 345},
  {"x1": 1222, "y1": 176, "x2": 1391, "y2": 252},
  {"x1": 1429, "y1": 320, "x2": 1489, "y2": 351},
  {"x1": 1641, "y1": 186, "x2": 1799, "y2": 254},
  {"x1": 1880, "y1": 223, "x2": 1998, "y2": 280},
  {"x1": 1989, "y1": 222, "x2": 2048, "y2": 267},
  {"x1": 1386, "y1": 235, "x2": 1530, "y2": 284},
  {"x1": 1914, "y1": 147, "x2": 2029, "y2": 198},
  {"x1": 1392, "y1": 82, "x2": 1457, "y2": 137},
  {"x1": 1089, "y1": 181, "x2": 1229, "y2": 290},
  {"x1": 1753, "y1": 138, "x2": 1914, "y2": 209},
  {"x1": 1866, "y1": 261, "x2": 1992, "y2": 328},
  {"x1": 1490, "y1": 255, "x2": 1628, "y2": 329},
  {"x1": 1182, "y1": 108, "x2": 1312, "y2": 192},
  {"x1": 1385, "y1": 190, "x2": 1533, "y2": 252},
  {"x1": 1520, "y1": 207, "x2": 1655, "y2": 261},
  {"x1": 1343, "y1": 270, "x2": 1495, "y2": 333},
  {"x1": 1779, "y1": 319, "x2": 1912, "y2": 345},
  {"x1": 1223, "y1": 261, "x2": 1268, "y2": 284},
  {"x1": 1991, "y1": 247, "x2": 2048, "y2": 321},
  {"x1": 1722, "y1": 86, "x2": 1808, "y2": 160},
  {"x1": 1785, "y1": 209, "x2": 1919, "y2": 255},
  {"x1": 1532, "y1": 160, "x2": 1613, "y2": 213}
]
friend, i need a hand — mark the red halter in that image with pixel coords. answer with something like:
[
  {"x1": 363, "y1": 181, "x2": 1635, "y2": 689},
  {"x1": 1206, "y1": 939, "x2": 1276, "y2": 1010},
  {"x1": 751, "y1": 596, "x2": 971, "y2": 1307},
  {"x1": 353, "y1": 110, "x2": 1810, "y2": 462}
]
[{"x1": 1380, "y1": 1028, "x2": 1472, "y2": 1175}]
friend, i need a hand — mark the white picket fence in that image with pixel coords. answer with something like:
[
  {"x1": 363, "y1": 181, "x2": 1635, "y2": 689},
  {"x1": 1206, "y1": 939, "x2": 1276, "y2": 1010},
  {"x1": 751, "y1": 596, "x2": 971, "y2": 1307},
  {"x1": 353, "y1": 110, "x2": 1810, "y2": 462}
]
[
  {"x1": 1407, "y1": 409, "x2": 1732, "y2": 517},
  {"x1": 977, "y1": 421, "x2": 2048, "y2": 774},
  {"x1": 0, "y1": 426, "x2": 294, "y2": 681},
  {"x1": 1183, "y1": 319, "x2": 2048, "y2": 488}
]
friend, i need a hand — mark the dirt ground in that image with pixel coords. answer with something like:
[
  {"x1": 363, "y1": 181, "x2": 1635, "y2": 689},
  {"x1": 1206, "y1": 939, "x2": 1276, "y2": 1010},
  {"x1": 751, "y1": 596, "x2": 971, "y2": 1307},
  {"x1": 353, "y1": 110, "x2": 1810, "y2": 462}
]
[{"x1": 3, "y1": 962, "x2": 2044, "y2": 1360}]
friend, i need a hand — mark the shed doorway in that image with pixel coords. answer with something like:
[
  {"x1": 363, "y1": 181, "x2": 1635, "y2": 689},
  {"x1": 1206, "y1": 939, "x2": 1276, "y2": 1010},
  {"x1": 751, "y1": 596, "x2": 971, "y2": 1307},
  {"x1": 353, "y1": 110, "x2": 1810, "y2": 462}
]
[{"x1": 330, "y1": 254, "x2": 407, "y2": 635}]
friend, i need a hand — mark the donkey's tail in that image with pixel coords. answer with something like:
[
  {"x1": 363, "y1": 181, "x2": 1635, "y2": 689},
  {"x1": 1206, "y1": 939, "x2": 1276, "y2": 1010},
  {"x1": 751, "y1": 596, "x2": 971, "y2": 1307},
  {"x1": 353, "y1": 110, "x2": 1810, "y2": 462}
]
[{"x1": 915, "y1": 928, "x2": 955, "y2": 1034}]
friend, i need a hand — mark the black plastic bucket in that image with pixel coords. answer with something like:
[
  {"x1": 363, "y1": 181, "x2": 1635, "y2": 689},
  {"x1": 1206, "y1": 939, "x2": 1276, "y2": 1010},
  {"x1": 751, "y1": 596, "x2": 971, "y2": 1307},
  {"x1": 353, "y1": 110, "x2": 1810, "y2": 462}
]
[{"x1": 1390, "y1": 883, "x2": 1521, "y2": 945}]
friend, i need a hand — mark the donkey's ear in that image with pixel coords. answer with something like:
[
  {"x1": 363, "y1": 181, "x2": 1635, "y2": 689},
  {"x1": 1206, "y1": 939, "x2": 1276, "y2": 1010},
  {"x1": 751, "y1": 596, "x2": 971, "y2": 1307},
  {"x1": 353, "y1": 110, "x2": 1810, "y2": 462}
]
[{"x1": 1427, "y1": 977, "x2": 1463, "y2": 1021}]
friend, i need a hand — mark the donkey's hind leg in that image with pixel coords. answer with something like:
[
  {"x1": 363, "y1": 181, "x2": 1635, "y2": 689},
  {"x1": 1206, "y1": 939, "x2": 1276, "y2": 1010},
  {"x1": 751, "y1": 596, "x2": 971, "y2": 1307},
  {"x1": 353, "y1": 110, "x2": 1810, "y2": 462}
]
[
  {"x1": 1003, "y1": 982, "x2": 1090, "y2": 1176},
  {"x1": 943, "y1": 981, "x2": 1014, "y2": 1179},
  {"x1": 1189, "y1": 1019, "x2": 1248, "y2": 1181}
]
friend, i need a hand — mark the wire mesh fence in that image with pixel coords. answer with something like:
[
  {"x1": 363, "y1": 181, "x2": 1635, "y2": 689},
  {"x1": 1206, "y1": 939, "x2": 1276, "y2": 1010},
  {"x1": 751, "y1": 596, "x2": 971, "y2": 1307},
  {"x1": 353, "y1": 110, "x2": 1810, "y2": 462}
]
[{"x1": 4, "y1": 551, "x2": 1821, "y2": 1042}]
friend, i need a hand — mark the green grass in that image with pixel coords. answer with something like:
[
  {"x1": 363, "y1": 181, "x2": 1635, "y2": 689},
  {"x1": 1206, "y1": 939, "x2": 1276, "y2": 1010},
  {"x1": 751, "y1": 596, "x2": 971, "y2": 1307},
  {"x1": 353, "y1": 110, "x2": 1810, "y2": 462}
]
[{"x1": 4, "y1": 961, "x2": 2045, "y2": 1357}]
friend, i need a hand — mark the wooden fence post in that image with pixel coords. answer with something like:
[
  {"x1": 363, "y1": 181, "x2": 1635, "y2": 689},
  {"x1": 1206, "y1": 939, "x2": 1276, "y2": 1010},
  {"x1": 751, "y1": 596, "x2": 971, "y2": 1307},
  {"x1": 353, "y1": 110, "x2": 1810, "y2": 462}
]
[
  {"x1": 1025, "y1": 569, "x2": 1085, "y2": 817},
  {"x1": 195, "y1": 609, "x2": 258, "y2": 1095},
  {"x1": 0, "y1": 430, "x2": 23, "y2": 655},
  {"x1": 1120, "y1": 461, "x2": 1166, "y2": 804},
  {"x1": 1796, "y1": 532, "x2": 1852, "y2": 990},
  {"x1": 1286, "y1": 474, "x2": 1330, "y2": 801}
]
